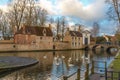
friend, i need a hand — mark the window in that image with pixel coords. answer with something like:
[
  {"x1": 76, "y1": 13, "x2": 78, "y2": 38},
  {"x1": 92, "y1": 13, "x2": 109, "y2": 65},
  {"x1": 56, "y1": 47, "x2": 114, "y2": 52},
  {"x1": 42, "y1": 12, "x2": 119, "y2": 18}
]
[
  {"x1": 75, "y1": 37, "x2": 77, "y2": 40},
  {"x1": 40, "y1": 37, "x2": 42, "y2": 40},
  {"x1": 75, "y1": 42, "x2": 77, "y2": 47},
  {"x1": 72, "y1": 37, "x2": 74, "y2": 40},
  {"x1": 72, "y1": 42, "x2": 74, "y2": 46},
  {"x1": 85, "y1": 38, "x2": 88, "y2": 45},
  {"x1": 43, "y1": 29, "x2": 46, "y2": 36}
]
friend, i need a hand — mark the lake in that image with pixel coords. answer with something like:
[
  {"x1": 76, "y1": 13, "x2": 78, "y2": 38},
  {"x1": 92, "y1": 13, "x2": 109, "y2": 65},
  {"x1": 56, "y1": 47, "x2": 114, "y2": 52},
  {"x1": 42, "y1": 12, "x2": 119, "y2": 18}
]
[{"x1": 0, "y1": 49, "x2": 117, "y2": 80}]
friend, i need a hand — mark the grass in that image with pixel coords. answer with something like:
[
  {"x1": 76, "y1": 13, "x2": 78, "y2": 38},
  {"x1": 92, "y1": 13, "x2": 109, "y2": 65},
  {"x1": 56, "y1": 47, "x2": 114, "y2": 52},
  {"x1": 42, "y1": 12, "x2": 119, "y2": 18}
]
[
  {"x1": 108, "y1": 52, "x2": 120, "y2": 79},
  {"x1": 111, "y1": 53, "x2": 120, "y2": 71}
]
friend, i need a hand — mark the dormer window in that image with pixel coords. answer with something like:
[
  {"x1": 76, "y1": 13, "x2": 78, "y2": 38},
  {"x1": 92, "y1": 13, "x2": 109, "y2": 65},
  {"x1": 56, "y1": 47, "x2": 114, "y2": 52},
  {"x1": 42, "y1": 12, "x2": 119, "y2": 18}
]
[{"x1": 43, "y1": 29, "x2": 46, "y2": 36}]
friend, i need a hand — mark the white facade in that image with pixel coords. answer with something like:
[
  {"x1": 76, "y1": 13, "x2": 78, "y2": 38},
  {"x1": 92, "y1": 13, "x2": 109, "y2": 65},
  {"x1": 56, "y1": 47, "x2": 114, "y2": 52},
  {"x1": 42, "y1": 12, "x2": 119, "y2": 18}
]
[{"x1": 82, "y1": 30, "x2": 91, "y2": 45}]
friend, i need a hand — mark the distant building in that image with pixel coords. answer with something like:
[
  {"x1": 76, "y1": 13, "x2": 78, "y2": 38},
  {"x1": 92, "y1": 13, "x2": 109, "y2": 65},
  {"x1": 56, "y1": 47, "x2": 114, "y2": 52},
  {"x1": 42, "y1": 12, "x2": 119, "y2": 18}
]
[
  {"x1": 82, "y1": 30, "x2": 91, "y2": 45},
  {"x1": 14, "y1": 24, "x2": 91, "y2": 50},
  {"x1": 64, "y1": 27, "x2": 91, "y2": 49},
  {"x1": 14, "y1": 25, "x2": 53, "y2": 49}
]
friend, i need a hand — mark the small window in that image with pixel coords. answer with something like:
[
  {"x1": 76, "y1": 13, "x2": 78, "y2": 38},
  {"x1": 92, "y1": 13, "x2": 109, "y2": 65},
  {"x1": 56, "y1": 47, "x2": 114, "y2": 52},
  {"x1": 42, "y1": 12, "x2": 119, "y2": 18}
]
[
  {"x1": 72, "y1": 42, "x2": 74, "y2": 46},
  {"x1": 40, "y1": 37, "x2": 42, "y2": 40},
  {"x1": 75, "y1": 37, "x2": 77, "y2": 40},
  {"x1": 43, "y1": 29, "x2": 46, "y2": 36},
  {"x1": 72, "y1": 37, "x2": 74, "y2": 40},
  {"x1": 33, "y1": 41, "x2": 36, "y2": 43},
  {"x1": 75, "y1": 42, "x2": 77, "y2": 46}
]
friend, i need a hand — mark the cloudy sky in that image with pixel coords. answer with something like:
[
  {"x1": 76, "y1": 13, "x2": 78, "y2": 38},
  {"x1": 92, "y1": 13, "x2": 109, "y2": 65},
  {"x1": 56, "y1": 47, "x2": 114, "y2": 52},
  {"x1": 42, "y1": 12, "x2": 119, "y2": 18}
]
[{"x1": 0, "y1": 0, "x2": 117, "y2": 35}]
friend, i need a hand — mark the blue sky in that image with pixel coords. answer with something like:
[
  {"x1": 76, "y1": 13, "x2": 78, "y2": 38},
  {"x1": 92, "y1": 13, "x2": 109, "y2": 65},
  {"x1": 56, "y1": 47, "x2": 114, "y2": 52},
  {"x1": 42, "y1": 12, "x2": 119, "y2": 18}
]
[
  {"x1": 0, "y1": 0, "x2": 116, "y2": 35},
  {"x1": 0, "y1": 0, "x2": 9, "y2": 5}
]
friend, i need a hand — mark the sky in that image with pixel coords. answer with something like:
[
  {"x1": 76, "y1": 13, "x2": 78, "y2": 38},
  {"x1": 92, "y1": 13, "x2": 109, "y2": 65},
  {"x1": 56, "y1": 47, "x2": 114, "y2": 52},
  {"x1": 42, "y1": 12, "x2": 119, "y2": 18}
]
[{"x1": 0, "y1": 0, "x2": 117, "y2": 35}]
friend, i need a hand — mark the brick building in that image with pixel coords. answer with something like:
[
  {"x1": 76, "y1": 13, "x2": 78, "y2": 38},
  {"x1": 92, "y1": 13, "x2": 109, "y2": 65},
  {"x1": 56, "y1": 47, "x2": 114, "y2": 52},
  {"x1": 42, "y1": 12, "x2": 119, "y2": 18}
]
[
  {"x1": 64, "y1": 27, "x2": 91, "y2": 49},
  {"x1": 64, "y1": 28, "x2": 83, "y2": 49},
  {"x1": 14, "y1": 25, "x2": 53, "y2": 49}
]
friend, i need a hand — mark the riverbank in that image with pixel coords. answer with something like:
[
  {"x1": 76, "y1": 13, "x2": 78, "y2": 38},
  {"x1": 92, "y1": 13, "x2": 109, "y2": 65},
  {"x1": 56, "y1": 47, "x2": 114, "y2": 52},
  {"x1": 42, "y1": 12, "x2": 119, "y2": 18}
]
[
  {"x1": 107, "y1": 49, "x2": 120, "y2": 79},
  {"x1": 109, "y1": 50, "x2": 120, "y2": 71},
  {"x1": 0, "y1": 43, "x2": 85, "y2": 53}
]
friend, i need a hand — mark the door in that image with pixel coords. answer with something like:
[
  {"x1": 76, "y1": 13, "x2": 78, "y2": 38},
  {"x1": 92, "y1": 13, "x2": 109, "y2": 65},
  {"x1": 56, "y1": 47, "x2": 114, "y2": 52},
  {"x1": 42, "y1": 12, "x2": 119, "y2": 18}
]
[{"x1": 85, "y1": 38, "x2": 88, "y2": 45}]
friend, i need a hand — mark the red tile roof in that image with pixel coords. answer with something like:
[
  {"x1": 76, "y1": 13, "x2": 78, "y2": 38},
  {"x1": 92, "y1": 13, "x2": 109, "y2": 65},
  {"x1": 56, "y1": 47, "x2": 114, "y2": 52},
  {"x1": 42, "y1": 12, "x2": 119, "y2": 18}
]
[
  {"x1": 69, "y1": 31, "x2": 82, "y2": 37},
  {"x1": 15, "y1": 26, "x2": 53, "y2": 36}
]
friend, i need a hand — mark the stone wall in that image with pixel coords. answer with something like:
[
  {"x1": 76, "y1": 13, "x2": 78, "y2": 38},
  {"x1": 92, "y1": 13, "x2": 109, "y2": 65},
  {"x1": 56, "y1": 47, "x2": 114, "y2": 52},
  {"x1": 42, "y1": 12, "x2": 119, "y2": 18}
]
[
  {"x1": 53, "y1": 41, "x2": 70, "y2": 50},
  {"x1": 0, "y1": 44, "x2": 16, "y2": 52},
  {"x1": 0, "y1": 40, "x2": 84, "y2": 52}
]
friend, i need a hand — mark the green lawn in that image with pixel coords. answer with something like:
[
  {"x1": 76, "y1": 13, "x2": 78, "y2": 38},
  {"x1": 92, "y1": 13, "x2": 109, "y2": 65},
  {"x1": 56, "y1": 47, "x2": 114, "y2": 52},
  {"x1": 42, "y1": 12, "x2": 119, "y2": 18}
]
[
  {"x1": 112, "y1": 53, "x2": 120, "y2": 71},
  {"x1": 108, "y1": 53, "x2": 120, "y2": 79}
]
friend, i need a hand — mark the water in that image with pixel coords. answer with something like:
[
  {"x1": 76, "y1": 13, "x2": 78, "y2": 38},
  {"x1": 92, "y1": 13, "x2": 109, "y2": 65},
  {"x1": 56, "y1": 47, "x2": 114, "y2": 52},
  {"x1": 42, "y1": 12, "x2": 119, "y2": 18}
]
[{"x1": 0, "y1": 50, "x2": 117, "y2": 80}]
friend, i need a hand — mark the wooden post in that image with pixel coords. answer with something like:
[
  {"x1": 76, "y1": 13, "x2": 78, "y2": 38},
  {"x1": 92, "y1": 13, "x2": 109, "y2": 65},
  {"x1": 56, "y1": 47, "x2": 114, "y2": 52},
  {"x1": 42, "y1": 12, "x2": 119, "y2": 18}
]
[
  {"x1": 85, "y1": 63, "x2": 89, "y2": 80},
  {"x1": 118, "y1": 72, "x2": 120, "y2": 80},
  {"x1": 91, "y1": 60, "x2": 94, "y2": 74},
  {"x1": 63, "y1": 76, "x2": 67, "y2": 80},
  {"x1": 77, "y1": 68, "x2": 80, "y2": 80},
  {"x1": 111, "y1": 71, "x2": 113, "y2": 80},
  {"x1": 105, "y1": 62, "x2": 107, "y2": 80}
]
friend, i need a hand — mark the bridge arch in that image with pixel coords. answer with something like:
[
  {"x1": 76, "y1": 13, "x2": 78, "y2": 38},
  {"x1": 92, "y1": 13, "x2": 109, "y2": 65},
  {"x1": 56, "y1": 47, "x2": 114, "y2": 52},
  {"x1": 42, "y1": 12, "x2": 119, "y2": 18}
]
[
  {"x1": 92, "y1": 45, "x2": 104, "y2": 50},
  {"x1": 106, "y1": 46, "x2": 118, "y2": 52}
]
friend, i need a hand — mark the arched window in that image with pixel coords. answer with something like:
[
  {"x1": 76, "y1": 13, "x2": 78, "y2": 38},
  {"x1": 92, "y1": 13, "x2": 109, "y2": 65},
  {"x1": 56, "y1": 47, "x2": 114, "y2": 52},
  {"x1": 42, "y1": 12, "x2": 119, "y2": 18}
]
[{"x1": 43, "y1": 29, "x2": 46, "y2": 36}]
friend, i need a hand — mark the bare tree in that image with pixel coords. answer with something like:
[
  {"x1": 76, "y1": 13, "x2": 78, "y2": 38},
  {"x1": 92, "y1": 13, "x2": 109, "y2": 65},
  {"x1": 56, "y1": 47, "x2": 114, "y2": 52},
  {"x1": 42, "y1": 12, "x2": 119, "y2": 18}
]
[
  {"x1": 0, "y1": 9, "x2": 2, "y2": 30},
  {"x1": 0, "y1": 12, "x2": 10, "y2": 39},
  {"x1": 32, "y1": 6, "x2": 48, "y2": 26},
  {"x1": 8, "y1": 0, "x2": 27, "y2": 31},
  {"x1": 91, "y1": 22, "x2": 100, "y2": 43},
  {"x1": 34, "y1": 6, "x2": 41, "y2": 26},
  {"x1": 0, "y1": 9, "x2": 2, "y2": 17},
  {"x1": 8, "y1": 0, "x2": 48, "y2": 28},
  {"x1": 106, "y1": 0, "x2": 120, "y2": 23},
  {"x1": 39, "y1": 9, "x2": 47, "y2": 26},
  {"x1": 24, "y1": 0, "x2": 35, "y2": 26},
  {"x1": 56, "y1": 17, "x2": 60, "y2": 36},
  {"x1": 49, "y1": 17, "x2": 54, "y2": 24},
  {"x1": 61, "y1": 17, "x2": 66, "y2": 41}
]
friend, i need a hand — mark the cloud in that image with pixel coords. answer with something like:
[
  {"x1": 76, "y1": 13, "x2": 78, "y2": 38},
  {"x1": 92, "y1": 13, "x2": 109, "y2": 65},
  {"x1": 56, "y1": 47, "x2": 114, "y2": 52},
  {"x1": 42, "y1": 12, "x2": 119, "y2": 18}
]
[
  {"x1": 58, "y1": 0, "x2": 106, "y2": 21},
  {"x1": 38, "y1": 0, "x2": 58, "y2": 15},
  {"x1": 0, "y1": 0, "x2": 107, "y2": 21},
  {"x1": 0, "y1": 5, "x2": 8, "y2": 12}
]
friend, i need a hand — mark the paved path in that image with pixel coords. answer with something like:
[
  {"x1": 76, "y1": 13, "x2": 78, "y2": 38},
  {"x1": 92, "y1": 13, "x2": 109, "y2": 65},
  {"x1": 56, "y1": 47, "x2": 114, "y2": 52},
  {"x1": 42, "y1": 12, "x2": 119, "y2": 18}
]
[{"x1": 89, "y1": 73, "x2": 105, "y2": 80}]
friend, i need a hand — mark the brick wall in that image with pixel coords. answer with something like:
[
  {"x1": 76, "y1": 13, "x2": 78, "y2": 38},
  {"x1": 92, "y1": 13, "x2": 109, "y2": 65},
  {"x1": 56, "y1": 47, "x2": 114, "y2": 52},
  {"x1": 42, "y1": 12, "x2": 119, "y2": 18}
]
[{"x1": 53, "y1": 41, "x2": 70, "y2": 50}]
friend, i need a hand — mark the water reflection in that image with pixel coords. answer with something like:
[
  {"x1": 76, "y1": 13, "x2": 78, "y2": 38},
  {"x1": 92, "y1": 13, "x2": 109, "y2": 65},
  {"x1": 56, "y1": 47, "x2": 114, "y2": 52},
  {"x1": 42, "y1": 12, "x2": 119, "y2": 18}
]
[{"x1": 0, "y1": 50, "x2": 117, "y2": 80}]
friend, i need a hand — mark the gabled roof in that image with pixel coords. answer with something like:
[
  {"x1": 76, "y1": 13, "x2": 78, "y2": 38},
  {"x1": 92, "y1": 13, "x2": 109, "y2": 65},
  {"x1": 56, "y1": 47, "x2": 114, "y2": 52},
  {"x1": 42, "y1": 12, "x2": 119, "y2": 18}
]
[
  {"x1": 82, "y1": 30, "x2": 91, "y2": 34},
  {"x1": 69, "y1": 31, "x2": 82, "y2": 37},
  {"x1": 15, "y1": 25, "x2": 53, "y2": 36}
]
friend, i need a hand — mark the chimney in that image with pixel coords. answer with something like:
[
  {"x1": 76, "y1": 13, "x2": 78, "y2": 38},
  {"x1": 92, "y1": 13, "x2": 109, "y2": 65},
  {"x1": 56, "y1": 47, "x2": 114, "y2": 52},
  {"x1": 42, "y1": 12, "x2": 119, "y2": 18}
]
[
  {"x1": 49, "y1": 24, "x2": 52, "y2": 30},
  {"x1": 67, "y1": 27, "x2": 69, "y2": 31},
  {"x1": 22, "y1": 24, "x2": 26, "y2": 34},
  {"x1": 78, "y1": 25, "x2": 81, "y2": 32},
  {"x1": 13, "y1": 26, "x2": 17, "y2": 34}
]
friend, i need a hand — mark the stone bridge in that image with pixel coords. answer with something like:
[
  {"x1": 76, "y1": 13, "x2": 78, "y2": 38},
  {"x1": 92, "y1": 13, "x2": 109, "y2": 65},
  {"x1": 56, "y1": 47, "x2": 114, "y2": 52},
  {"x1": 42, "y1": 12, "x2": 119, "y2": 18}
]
[{"x1": 89, "y1": 44, "x2": 119, "y2": 52}]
